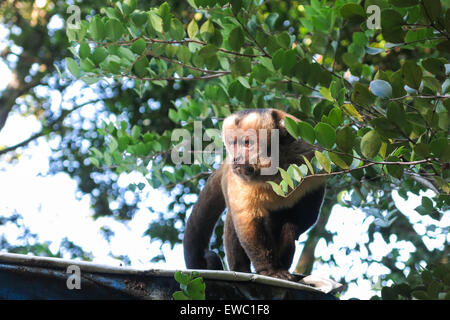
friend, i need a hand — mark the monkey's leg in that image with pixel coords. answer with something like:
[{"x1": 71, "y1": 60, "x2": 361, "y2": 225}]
[
  {"x1": 224, "y1": 211, "x2": 251, "y2": 273},
  {"x1": 232, "y1": 212, "x2": 296, "y2": 281}
]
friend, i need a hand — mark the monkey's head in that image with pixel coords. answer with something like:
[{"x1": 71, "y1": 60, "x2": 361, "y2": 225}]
[{"x1": 222, "y1": 109, "x2": 315, "y2": 183}]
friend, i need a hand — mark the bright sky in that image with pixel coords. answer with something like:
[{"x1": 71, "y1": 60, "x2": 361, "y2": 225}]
[{"x1": 0, "y1": 23, "x2": 447, "y2": 300}]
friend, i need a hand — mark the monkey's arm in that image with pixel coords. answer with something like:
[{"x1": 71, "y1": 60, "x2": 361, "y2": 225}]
[{"x1": 183, "y1": 164, "x2": 226, "y2": 270}]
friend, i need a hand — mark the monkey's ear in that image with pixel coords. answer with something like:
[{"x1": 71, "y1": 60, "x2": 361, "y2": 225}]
[
  {"x1": 270, "y1": 110, "x2": 288, "y2": 137},
  {"x1": 278, "y1": 116, "x2": 298, "y2": 145},
  {"x1": 278, "y1": 118, "x2": 289, "y2": 137}
]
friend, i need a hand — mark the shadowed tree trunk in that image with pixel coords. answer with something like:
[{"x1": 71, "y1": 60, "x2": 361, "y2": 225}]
[{"x1": 295, "y1": 203, "x2": 332, "y2": 275}]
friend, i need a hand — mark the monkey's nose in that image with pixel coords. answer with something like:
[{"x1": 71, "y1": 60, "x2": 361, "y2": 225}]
[
  {"x1": 232, "y1": 155, "x2": 243, "y2": 164},
  {"x1": 244, "y1": 166, "x2": 254, "y2": 175}
]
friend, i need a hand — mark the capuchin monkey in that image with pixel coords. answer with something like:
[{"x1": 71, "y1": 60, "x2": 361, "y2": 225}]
[{"x1": 183, "y1": 108, "x2": 325, "y2": 281}]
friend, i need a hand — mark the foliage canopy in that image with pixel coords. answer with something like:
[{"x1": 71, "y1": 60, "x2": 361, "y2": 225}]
[{"x1": 0, "y1": 0, "x2": 449, "y2": 299}]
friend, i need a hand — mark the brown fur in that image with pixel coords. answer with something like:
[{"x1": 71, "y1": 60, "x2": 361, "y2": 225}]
[{"x1": 183, "y1": 109, "x2": 325, "y2": 280}]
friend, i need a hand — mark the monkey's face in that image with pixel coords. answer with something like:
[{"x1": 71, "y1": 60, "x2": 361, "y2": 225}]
[
  {"x1": 225, "y1": 130, "x2": 264, "y2": 181},
  {"x1": 222, "y1": 110, "x2": 283, "y2": 183},
  {"x1": 222, "y1": 109, "x2": 316, "y2": 183}
]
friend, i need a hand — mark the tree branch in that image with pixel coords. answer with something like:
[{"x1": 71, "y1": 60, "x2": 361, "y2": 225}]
[{"x1": 0, "y1": 99, "x2": 103, "y2": 156}]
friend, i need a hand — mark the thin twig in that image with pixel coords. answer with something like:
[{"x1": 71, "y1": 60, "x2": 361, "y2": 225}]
[
  {"x1": 122, "y1": 72, "x2": 230, "y2": 82},
  {"x1": 145, "y1": 50, "x2": 227, "y2": 74}
]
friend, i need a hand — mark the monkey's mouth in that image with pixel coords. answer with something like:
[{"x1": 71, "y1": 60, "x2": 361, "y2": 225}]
[{"x1": 232, "y1": 164, "x2": 258, "y2": 178}]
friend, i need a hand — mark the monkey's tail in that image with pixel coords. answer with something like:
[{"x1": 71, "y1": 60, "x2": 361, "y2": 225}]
[
  {"x1": 183, "y1": 166, "x2": 226, "y2": 270},
  {"x1": 204, "y1": 250, "x2": 224, "y2": 270}
]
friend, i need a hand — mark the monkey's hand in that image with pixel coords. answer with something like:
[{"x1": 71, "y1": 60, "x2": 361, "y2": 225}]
[{"x1": 258, "y1": 269, "x2": 302, "y2": 282}]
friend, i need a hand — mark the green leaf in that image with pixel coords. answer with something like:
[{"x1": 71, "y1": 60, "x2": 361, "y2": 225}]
[
  {"x1": 108, "y1": 137, "x2": 118, "y2": 152},
  {"x1": 267, "y1": 181, "x2": 286, "y2": 197},
  {"x1": 437, "y1": 40, "x2": 450, "y2": 54},
  {"x1": 265, "y1": 12, "x2": 279, "y2": 30},
  {"x1": 118, "y1": 47, "x2": 135, "y2": 62},
  {"x1": 89, "y1": 16, "x2": 105, "y2": 41},
  {"x1": 297, "y1": 121, "x2": 315, "y2": 144},
  {"x1": 328, "y1": 107, "x2": 343, "y2": 127},
  {"x1": 272, "y1": 49, "x2": 285, "y2": 70},
  {"x1": 276, "y1": 31, "x2": 291, "y2": 49},
  {"x1": 414, "y1": 143, "x2": 430, "y2": 158},
  {"x1": 279, "y1": 167, "x2": 294, "y2": 189},
  {"x1": 89, "y1": 157, "x2": 100, "y2": 168},
  {"x1": 149, "y1": 12, "x2": 163, "y2": 34},
  {"x1": 133, "y1": 57, "x2": 149, "y2": 78},
  {"x1": 173, "y1": 291, "x2": 190, "y2": 300},
  {"x1": 124, "y1": 0, "x2": 137, "y2": 13},
  {"x1": 314, "y1": 122, "x2": 336, "y2": 149},
  {"x1": 422, "y1": 58, "x2": 446, "y2": 77},
  {"x1": 402, "y1": 60, "x2": 423, "y2": 90},
  {"x1": 251, "y1": 64, "x2": 271, "y2": 83},
  {"x1": 66, "y1": 57, "x2": 80, "y2": 78},
  {"x1": 422, "y1": 76, "x2": 441, "y2": 93},
  {"x1": 329, "y1": 152, "x2": 350, "y2": 169},
  {"x1": 187, "y1": 19, "x2": 198, "y2": 39},
  {"x1": 92, "y1": 47, "x2": 108, "y2": 65},
  {"x1": 422, "y1": 0, "x2": 441, "y2": 22},
  {"x1": 341, "y1": 104, "x2": 363, "y2": 122},
  {"x1": 446, "y1": 9, "x2": 450, "y2": 34},
  {"x1": 421, "y1": 196, "x2": 434, "y2": 210},
  {"x1": 169, "y1": 18, "x2": 185, "y2": 41},
  {"x1": 118, "y1": 136, "x2": 129, "y2": 152},
  {"x1": 386, "y1": 101, "x2": 406, "y2": 125},
  {"x1": 230, "y1": 57, "x2": 251, "y2": 76},
  {"x1": 106, "y1": 55, "x2": 121, "y2": 74},
  {"x1": 287, "y1": 164, "x2": 303, "y2": 182},
  {"x1": 369, "y1": 80, "x2": 392, "y2": 98},
  {"x1": 228, "y1": 27, "x2": 245, "y2": 52},
  {"x1": 300, "y1": 96, "x2": 312, "y2": 114},
  {"x1": 352, "y1": 83, "x2": 376, "y2": 107},
  {"x1": 319, "y1": 87, "x2": 334, "y2": 102},
  {"x1": 131, "y1": 38, "x2": 147, "y2": 55},
  {"x1": 131, "y1": 125, "x2": 141, "y2": 140},
  {"x1": 381, "y1": 9, "x2": 405, "y2": 43},
  {"x1": 198, "y1": 44, "x2": 218, "y2": 58},
  {"x1": 430, "y1": 138, "x2": 448, "y2": 158},
  {"x1": 105, "y1": 18, "x2": 124, "y2": 42},
  {"x1": 80, "y1": 58, "x2": 95, "y2": 72},
  {"x1": 386, "y1": 155, "x2": 403, "y2": 179},
  {"x1": 360, "y1": 130, "x2": 382, "y2": 159},
  {"x1": 389, "y1": 0, "x2": 419, "y2": 7},
  {"x1": 200, "y1": 19, "x2": 214, "y2": 41},
  {"x1": 284, "y1": 117, "x2": 299, "y2": 139},
  {"x1": 411, "y1": 290, "x2": 428, "y2": 300},
  {"x1": 230, "y1": 0, "x2": 242, "y2": 15},
  {"x1": 177, "y1": 46, "x2": 192, "y2": 64},
  {"x1": 302, "y1": 156, "x2": 315, "y2": 175},
  {"x1": 90, "y1": 147, "x2": 103, "y2": 158},
  {"x1": 131, "y1": 11, "x2": 148, "y2": 27},
  {"x1": 390, "y1": 70, "x2": 407, "y2": 98},
  {"x1": 281, "y1": 49, "x2": 297, "y2": 76},
  {"x1": 79, "y1": 42, "x2": 90, "y2": 59},
  {"x1": 314, "y1": 151, "x2": 331, "y2": 173},
  {"x1": 340, "y1": 3, "x2": 366, "y2": 23},
  {"x1": 186, "y1": 277, "x2": 206, "y2": 300}
]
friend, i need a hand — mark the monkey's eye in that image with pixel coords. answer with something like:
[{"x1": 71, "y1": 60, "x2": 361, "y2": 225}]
[{"x1": 243, "y1": 137, "x2": 254, "y2": 148}]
